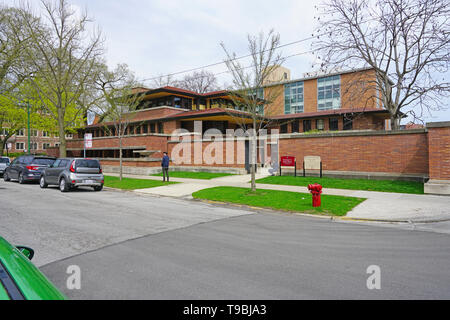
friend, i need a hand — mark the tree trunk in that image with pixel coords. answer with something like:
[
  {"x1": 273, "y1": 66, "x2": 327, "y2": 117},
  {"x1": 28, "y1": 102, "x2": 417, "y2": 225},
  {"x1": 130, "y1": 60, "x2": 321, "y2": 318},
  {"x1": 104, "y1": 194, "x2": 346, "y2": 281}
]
[
  {"x1": 119, "y1": 135, "x2": 123, "y2": 181},
  {"x1": 250, "y1": 119, "x2": 257, "y2": 192},
  {"x1": 57, "y1": 107, "x2": 67, "y2": 157},
  {"x1": 0, "y1": 140, "x2": 5, "y2": 157},
  {"x1": 390, "y1": 114, "x2": 401, "y2": 131}
]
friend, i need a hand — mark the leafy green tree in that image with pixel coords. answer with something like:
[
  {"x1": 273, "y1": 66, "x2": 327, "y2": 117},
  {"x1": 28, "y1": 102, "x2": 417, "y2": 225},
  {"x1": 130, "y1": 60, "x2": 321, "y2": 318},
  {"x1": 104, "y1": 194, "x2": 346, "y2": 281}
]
[{"x1": 19, "y1": 0, "x2": 103, "y2": 157}]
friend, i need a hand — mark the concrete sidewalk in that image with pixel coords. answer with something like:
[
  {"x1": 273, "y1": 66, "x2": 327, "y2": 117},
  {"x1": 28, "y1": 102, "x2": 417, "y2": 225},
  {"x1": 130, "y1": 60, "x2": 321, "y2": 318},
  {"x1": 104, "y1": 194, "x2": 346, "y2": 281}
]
[{"x1": 106, "y1": 172, "x2": 450, "y2": 222}]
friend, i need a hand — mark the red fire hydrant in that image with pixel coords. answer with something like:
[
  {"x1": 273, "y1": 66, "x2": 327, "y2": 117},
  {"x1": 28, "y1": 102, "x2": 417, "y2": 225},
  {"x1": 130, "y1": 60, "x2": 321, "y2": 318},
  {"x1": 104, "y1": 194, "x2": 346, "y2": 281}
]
[{"x1": 308, "y1": 183, "x2": 323, "y2": 207}]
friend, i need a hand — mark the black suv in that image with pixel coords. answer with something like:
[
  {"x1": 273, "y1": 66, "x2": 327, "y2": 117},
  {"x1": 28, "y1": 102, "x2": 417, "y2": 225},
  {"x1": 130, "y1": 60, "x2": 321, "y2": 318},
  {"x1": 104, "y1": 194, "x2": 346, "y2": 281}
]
[{"x1": 3, "y1": 155, "x2": 56, "y2": 184}]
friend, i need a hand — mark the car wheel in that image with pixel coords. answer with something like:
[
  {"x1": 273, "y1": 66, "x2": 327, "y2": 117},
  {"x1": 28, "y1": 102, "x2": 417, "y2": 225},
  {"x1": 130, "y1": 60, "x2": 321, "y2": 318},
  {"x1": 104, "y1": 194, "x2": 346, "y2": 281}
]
[
  {"x1": 40, "y1": 176, "x2": 48, "y2": 188},
  {"x1": 18, "y1": 172, "x2": 25, "y2": 184},
  {"x1": 4, "y1": 172, "x2": 10, "y2": 182},
  {"x1": 93, "y1": 185, "x2": 103, "y2": 192},
  {"x1": 59, "y1": 178, "x2": 69, "y2": 192}
]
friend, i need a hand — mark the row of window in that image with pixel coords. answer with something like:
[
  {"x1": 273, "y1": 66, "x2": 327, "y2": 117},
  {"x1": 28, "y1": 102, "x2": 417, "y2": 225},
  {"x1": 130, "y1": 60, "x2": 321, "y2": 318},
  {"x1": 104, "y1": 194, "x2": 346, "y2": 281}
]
[
  {"x1": 0, "y1": 129, "x2": 72, "y2": 139},
  {"x1": 281, "y1": 75, "x2": 342, "y2": 115},
  {"x1": 279, "y1": 116, "x2": 353, "y2": 133},
  {"x1": 10, "y1": 142, "x2": 56, "y2": 150},
  {"x1": 87, "y1": 122, "x2": 164, "y2": 138}
]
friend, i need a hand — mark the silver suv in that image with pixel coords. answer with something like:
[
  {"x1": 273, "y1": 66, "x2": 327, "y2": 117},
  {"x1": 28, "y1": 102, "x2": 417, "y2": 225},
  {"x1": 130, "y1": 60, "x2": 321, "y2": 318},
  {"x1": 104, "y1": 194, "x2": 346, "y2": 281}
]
[
  {"x1": 40, "y1": 158, "x2": 104, "y2": 192},
  {"x1": 0, "y1": 157, "x2": 10, "y2": 177}
]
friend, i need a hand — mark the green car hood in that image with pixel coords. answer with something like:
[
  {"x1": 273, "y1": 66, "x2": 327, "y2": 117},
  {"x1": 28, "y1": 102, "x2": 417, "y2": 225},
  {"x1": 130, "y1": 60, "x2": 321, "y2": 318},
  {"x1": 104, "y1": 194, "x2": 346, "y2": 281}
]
[{"x1": 0, "y1": 237, "x2": 66, "y2": 300}]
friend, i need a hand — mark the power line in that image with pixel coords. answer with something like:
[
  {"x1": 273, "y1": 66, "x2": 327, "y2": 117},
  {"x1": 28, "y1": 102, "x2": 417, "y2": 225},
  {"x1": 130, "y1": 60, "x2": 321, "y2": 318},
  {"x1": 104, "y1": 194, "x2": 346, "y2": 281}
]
[
  {"x1": 138, "y1": 36, "x2": 317, "y2": 84},
  {"x1": 137, "y1": 14, "x2": 385, "y2": 84}
]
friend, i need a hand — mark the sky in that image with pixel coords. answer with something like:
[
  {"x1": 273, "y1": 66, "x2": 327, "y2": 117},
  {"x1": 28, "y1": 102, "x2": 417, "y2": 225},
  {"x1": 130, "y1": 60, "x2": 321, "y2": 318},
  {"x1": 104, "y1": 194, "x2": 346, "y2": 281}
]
[{"x1": 3, "y1": 0, "x2": 449, "y2": 123}]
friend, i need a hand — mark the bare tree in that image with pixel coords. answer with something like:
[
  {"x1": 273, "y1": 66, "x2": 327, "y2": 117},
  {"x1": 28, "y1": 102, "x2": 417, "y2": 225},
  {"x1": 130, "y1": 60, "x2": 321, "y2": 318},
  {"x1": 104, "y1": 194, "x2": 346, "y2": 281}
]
[
  {"x1": 95, "y1": 63, "x2": 142, "y2": 181},
  {"x1": 178, "y1": 70, "x2": 219, "y2": 93},
  {"x1": 313, "y1": 0, "x2": 450, "y2": 129},
  {"x1": 19, "y1": 0, "x2": 104, "y2": 157},
  {"x1": 151, "y1": 74, "x2": 179, "y2": 88},
  {"x1": 221, "y1": 30, "x2": 284, "y2": 191}
]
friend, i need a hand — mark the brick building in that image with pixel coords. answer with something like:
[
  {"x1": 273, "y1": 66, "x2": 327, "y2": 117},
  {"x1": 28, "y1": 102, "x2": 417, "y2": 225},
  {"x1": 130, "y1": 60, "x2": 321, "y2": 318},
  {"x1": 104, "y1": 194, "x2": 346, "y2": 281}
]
[
  {"x1": 67, "y1": 67, "x2": 391, "y2": 157},
  {"x1": 1, "y1": 128, "x2": 70, "y2": 155}
]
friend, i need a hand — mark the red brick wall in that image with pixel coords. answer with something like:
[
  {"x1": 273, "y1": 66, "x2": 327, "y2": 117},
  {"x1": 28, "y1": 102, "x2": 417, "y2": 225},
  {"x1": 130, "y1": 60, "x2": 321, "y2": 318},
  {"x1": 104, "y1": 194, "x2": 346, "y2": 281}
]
[
  {"x1": 428, "y1": 126, "x2": 450, "y2": 180},
  {"x1": 100, "y1": 159, "x2": 161, "y2": 168},
  {"x1": 167, "y1": 139, "x2": 246, "y2": 168},
  {"x1": 67, "y1": 135, "x2": 169, "y2": 156},
  {"x1": 45, "y1": 146, "x2": 60, "y2": 157},
  {"x1": 279, "y1": 131, "x2": 429, "y2": 175}
]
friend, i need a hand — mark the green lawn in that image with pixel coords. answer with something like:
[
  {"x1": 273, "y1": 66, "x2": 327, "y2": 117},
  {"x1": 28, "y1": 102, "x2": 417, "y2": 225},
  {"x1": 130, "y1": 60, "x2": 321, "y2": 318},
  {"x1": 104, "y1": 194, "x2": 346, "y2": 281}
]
[
  {"x1": 104, "y1": 175, "x2": 178, "y2": 190},
  {"x1": 192, "y1": 186, "x2": 366, "y2": 216},
  {"x1": 255, "y1": 176, "x2": 424, "y2": 194},
  {"x1": 151, "y1": 171, "x2": 235, "y2": 180}
]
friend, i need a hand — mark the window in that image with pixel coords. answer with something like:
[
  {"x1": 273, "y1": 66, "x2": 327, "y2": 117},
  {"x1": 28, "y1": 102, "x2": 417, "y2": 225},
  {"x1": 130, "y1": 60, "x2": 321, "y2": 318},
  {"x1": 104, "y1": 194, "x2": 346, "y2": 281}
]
[
  {"x1": 142, "y1": 124, "x2": 148, "y2": 134},
  {"x1": 174, "y1": 97, "x2": 181, "y2": 108},
  {"x1": 284, "y1": 81, "x2": 304, "y2": 114},
  {"x1": 30, "y1": 142, "x2": 38, "y2": 150},
  {"x1": 280, "y1": 123, "x2": 288, "y2": 134},
  {"x1": 316, "y1": 119, "x2": 324, "y2": 131},
  {"x1": 42, "y1": 131, "x2": 49, "y2": 137},
  {"x1": 33, "y1": 158, "x2": 55, "y2": 166},
  {"x1": 303, "y1": 120, "x2": 311, "y2": 132},
  {"x1": 16, "y1": 142, "x2": 24, "y2": 150},
  {"x1": 158, "y1": 122, "x2": 164, "y2": 134},
  {"x1": 150, "y1": 123, "x2": 156, "y2": 133},
  {"x1": 58, "y1": 159, "x2": 69, "y2": 167},
  {"x1": 17, "y1": 129, "x2": 25, "y2": 136},
  {"x1": 256, "y1": 88, "x2": 264, "y2": 115},
  {"x1": 317, "y1": 75, "x2": 341, "y2": 111},
  {"x1": 329, "y1": 118, "x2": 339, "y2": 131},
  {"x1": 291, "y1": 120, "x2": 300, "y2": 133},
  {"x1": 343, "y1": 115, "x2": 353, "y2": 130},
  {"x1": 31, "y1": 130, "x2": 38, "y2": 137},
  {"x1": 75, "y1": 159, "x2": 100, "y2": 168},
  {"x1": 43, "y1": 143, "x2": 51, "y2": 150},
  {"x1": 65, "y1": 133, "x2": 73, "y2": 139}
]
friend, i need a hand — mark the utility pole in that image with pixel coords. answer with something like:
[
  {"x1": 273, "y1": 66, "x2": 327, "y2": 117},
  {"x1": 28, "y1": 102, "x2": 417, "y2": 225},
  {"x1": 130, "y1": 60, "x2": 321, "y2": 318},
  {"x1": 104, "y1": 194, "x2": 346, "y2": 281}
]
[{"x1": 27, "y1": 101, "x2": 31, "y2": 155}]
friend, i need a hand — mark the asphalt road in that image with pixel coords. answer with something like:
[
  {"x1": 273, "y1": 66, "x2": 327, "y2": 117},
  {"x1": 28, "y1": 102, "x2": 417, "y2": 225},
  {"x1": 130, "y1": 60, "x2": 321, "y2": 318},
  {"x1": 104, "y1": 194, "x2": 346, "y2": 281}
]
[
  {"x1": 1, "y1": 178, "x2": 450, "y2": 299},
  {"x1": 0, "y1": 179, "x2": 252, "y2": 267}
]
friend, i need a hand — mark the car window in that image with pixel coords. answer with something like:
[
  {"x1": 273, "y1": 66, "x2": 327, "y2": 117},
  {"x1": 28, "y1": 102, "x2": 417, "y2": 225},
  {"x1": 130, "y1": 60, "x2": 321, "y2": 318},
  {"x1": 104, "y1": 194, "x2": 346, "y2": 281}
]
[
  {"x1": 20, "y1": 157, "x2": 33, "y2": 165},
  {"x1": 33, "y1": 158, "x2": 55, "y2": 166},
  {"x1": 75, "y1": 159, "x2": 100, "y2": 168},
  {"x1": 58, "y1": 159, "x2": 69, "y2": 167},
  {"x1": 52, "y1": 159, "x2": 61, "y2": 167},
  {"x1": 10, "y1": 159, "x2": 18, "y2": 165},
  {"x1": 0, "y1": 158, "x2": 9, "y2": 163}
]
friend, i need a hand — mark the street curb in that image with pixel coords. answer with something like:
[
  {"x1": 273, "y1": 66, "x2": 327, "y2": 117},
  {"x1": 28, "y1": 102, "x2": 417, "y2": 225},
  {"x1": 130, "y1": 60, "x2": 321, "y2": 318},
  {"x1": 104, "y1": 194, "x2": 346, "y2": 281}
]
[
  {"x1": 335, "y1": 216, "x2": 450, "y2": 224},
  {"x1": 195, "y1": 199, "x2": 450, "y2": 224},
  {"x1": 105, "y1": 187, "x2": 450, "y2": 224}
]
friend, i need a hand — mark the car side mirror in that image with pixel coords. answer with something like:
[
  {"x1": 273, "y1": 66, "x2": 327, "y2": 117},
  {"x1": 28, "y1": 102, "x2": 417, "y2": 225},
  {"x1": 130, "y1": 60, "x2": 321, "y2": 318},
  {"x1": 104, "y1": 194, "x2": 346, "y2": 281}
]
[{"x1": 16, "y1": 246, "x2": 35, "y2": 260}]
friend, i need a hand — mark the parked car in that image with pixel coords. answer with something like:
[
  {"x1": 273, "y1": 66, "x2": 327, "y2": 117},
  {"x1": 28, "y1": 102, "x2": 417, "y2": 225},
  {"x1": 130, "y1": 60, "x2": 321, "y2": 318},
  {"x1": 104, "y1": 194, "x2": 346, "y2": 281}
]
[
  {"x1": 3, "y1": 155, "x2": 56, "y2": 184},
  {"x1": 40, "y1": 158, "x2": 104, "y2": 192},
  {"x1": 0, "y1": 157, "x2": 10, "y2": 177},
  {"x1": 0, "y1": 237, "x2": 66, "y2": 300}
]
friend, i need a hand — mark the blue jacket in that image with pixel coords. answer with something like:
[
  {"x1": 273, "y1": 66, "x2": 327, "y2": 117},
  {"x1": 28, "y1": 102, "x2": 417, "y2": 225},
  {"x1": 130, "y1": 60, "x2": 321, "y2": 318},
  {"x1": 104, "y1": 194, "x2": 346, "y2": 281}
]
[{"x1": 161, "y1": 155, "x2": 170, "y2": 168}]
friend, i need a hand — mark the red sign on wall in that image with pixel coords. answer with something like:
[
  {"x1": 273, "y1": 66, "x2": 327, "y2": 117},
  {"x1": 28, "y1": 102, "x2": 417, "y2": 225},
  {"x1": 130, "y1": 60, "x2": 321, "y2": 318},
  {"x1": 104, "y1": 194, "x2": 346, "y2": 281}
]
[{"x1": 280, "y1": 156, "x2": 296, "y2": 167}]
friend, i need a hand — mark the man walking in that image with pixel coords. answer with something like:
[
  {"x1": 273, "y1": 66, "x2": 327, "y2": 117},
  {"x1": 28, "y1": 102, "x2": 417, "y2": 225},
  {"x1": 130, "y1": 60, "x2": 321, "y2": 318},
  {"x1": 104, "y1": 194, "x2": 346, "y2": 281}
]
[{"x1": 161, "y1": 152, "x2": 170, "y2": 182}]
